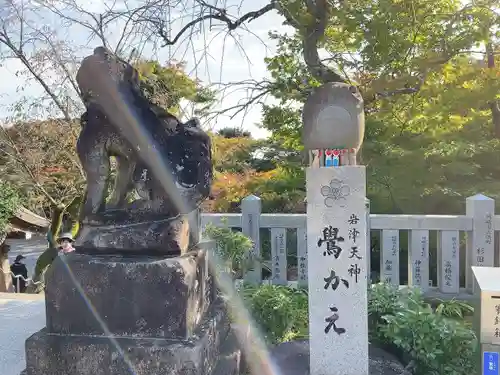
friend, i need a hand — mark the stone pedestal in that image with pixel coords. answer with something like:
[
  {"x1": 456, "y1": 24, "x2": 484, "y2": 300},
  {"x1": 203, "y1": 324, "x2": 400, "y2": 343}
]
[
  {"x1": 25, "y1": 245, "x2": 240, "y2": 375},
  {"x1": 269, "y1": 340, "x2": 405, "y2": 375},
  {"x1": 76, "y1": 214, "x2": 191, "y2": 255}
]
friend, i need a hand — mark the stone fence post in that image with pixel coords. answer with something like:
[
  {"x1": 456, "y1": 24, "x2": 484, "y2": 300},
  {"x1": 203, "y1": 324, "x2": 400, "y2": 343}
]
[
  {"x1": 365, "y1": 198, "x2": 371, "y2": 284},
  {"x1": 466, "y1": 194, "x2": 495, "y2": 293},
  {"x1": 241, "y1": 195, "x2": 262, "y2": 284}
]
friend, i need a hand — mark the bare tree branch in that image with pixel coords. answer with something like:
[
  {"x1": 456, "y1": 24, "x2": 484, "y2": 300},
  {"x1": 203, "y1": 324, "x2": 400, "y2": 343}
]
[
  {"x1": 0, "y1": 1, "x2": 84, "y2": 122},
  {"x1": 152, "y1": 0, "x2": 276, "y2": 47},
  {"x1": 0, "y1": 30, "x2": 72, "y2": 121},
  {"x1": 301, "y1": 0, "x2": 346, "y2": 83},
  {"x1": 276, "y1": 0, "x2": 346, "y2": 84}
]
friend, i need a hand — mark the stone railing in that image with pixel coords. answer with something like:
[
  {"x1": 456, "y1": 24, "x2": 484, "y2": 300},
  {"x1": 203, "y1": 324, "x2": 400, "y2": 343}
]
[{"x1": 201, "y1": 193, "x2": 496, "y2": 300}]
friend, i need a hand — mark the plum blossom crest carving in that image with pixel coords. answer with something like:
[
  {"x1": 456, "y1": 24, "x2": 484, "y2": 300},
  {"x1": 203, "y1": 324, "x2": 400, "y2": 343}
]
[{"x1": 320, "y1": 179, "x2": 350, "y2": 207}]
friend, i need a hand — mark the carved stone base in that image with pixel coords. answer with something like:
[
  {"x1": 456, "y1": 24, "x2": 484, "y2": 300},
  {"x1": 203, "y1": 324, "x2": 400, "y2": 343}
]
[
  {"x1": 76, "y1": 214, "x2": 191, "y2": 255},
  {"x1": 26, "y1": 300, "x2": 233, "y2": 375},
  {"x1": 25, "y1": 245, "x2": 240, "y2": 375},
  {"x1": 45, "y1": 249, "x2": 213, "y2": 339}
]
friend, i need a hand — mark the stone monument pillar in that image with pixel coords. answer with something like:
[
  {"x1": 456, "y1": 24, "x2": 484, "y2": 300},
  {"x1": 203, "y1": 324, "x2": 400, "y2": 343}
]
[
  {"x1": 23, "y1": 47, "x2": 240, "y2": 375},
  {"x1": 268, "y1": 83, "x2": 404, "y2": 375},
  {"x1": 304, "y1": 82, "x2": 369, "y2": 375},
  {"x1": 472, "y1": 266, "x2": 500, "y2": 375}
]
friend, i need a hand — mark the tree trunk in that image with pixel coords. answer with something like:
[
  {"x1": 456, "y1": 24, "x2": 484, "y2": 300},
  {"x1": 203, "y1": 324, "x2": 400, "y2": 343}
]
[
  {"x1": 486, "y1": 43, "x2": 500, "y2": 138},
  {"x1": 0, "y1": 256, "x2": 13, "y2": 293}
]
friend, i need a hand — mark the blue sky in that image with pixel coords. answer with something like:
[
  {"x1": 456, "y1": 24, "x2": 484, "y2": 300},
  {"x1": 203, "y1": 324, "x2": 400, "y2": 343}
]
[{"x1": 0, "y1": 0, "x2": 293, "y2": 138}]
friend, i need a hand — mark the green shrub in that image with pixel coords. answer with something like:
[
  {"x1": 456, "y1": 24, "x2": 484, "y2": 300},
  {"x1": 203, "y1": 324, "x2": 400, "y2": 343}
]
[
  {"x1": 434, "y1": 297, "x2": 474, "y2": 319},
  {"x1": 238, "y1": 281, "x2": 476, "y2": 375},
  {"x1": 0, "y1": 181, "x2": 21, "y2": 237},
  {"x1": 240, "y1": 284, "x2": 308, "y2": 344},
  {"x1": 368, "y1": 282, "x2": 403, "y2": 342},
  {"x1": 203, "y1": 222, "x2": 254, "y2": 276},
  {"x1": 369, "y1": 283, "x2": 477, "y2": 375}
]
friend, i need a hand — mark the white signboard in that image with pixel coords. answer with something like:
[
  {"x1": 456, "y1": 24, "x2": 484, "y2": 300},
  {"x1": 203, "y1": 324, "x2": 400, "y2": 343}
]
[
  {"x1": 271, "y1": 228, "x2": 287, "y2": 285},
  {"x1": 408, "y1": 230, "x2": 429, "y2": 292},
  {"x1": 438, "y1": 230, "x2": 459, "y2": 293},
  {"x1": 381, "y1": 230, "x2": 399, "y2": 286}
]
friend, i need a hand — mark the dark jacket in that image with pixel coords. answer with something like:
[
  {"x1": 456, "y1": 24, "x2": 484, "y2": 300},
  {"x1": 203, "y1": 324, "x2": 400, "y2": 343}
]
[{"x1": 10, "y1": 261, "x2": 28, "y2": 292}]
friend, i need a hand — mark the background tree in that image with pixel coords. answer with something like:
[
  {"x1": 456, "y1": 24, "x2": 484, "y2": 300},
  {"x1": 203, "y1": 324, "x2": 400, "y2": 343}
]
[
  {"x1": 217, "y1": 127, "x2": 252, "y2": 138},
  {"x1": 135, "y1": 60, "x2": 216, "y2": 117},
  {"x1": 0, "y1": 181, "x2": 21, "y2": 244},
  {"x1": 255, "y1": 0, "x2": 499, "y2": 215},
  {"x1": 0, "y1": 181, "x2": 20, "y2": 293},
  {"x1": 0, "y1": 118, "x2": 84, "y2": 215}
]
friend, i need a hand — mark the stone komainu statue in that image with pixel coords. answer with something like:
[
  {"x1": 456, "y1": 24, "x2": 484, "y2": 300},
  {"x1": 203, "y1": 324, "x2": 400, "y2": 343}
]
[
  {"x1": 74, "y1": 47, "x2": 212, "y2": 254},
  {"x1": 75, "y1": 47, "x2": 212, "y2": 222}
]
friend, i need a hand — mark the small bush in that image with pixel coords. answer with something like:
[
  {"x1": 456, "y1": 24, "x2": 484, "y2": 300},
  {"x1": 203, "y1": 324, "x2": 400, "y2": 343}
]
[
  {"x1": 0, "y1": 181, "x2": 21, "y2": 234},
  {"x1": 203, "y1": 221, "x2": 255, "y2": 276},
  {"x1": 241, "y1": 284, "x2": 308, "y2": 344},
  {"x1": 434, "y1": 297, "x2": 474, "y2": 318},
  {"x1": 238, "y1": 282, "x2": 476, "y2": 375},
  {"x1": 369, "y1": 283, "x2": 477, "y2": 375}
]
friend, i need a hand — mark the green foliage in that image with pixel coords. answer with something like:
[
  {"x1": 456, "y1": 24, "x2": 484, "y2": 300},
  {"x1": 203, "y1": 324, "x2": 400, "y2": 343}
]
[
  {"x1": 217, "y1": 127, "x2": 251, "y2": 139},
  {"x1": 135, "y1": 60, "x2": 216, "y2": 116},
  {"x1": 0, "y1": 181, "x2": 20, "y2": 233},
  {"x1": 245, "y1": 166, "x2": 306, "y2": 213},
  {"x1": 369, "y1": 283, "x2": 477, "y2": 375},
  {"x1": 207, "y1": 167, "x2": 306, "y2": 214},
  {"x1": 434, "y1": 298, "x2": 474, "y2": 318},
  {"x1": 367, "y1": 282, "x2": 402, "y2": 337},
  {"x1": 258, "y1": 0, "x2": 500, "y2": 216},
  {"x1": 207, "y1": 133, "x2": 309, "y2": 214},
  {"x1": 210, "y1": 134, "x2": 258, "y2": 173},
  {"x1": 238, "y1": 282, "x2": 476, "y2": 374},
  {"x1": 240, "y1": 284, "x2": 308, "y2": 344},
  {"x1": 203, "y1": 221, "x2": 255, "y2": 275},
  {"x1": 261, "y1": 105, "x2": 303, "y2": 151},
  {"x1": 0, "y1": 118, "x2": 84, "y2": 213},
  {"x1": 364, "y1": 55, "x2": 500, "y2": 214},
  {"x1": 202, "y1": 226, "x2": 306, "y2": 345}
]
